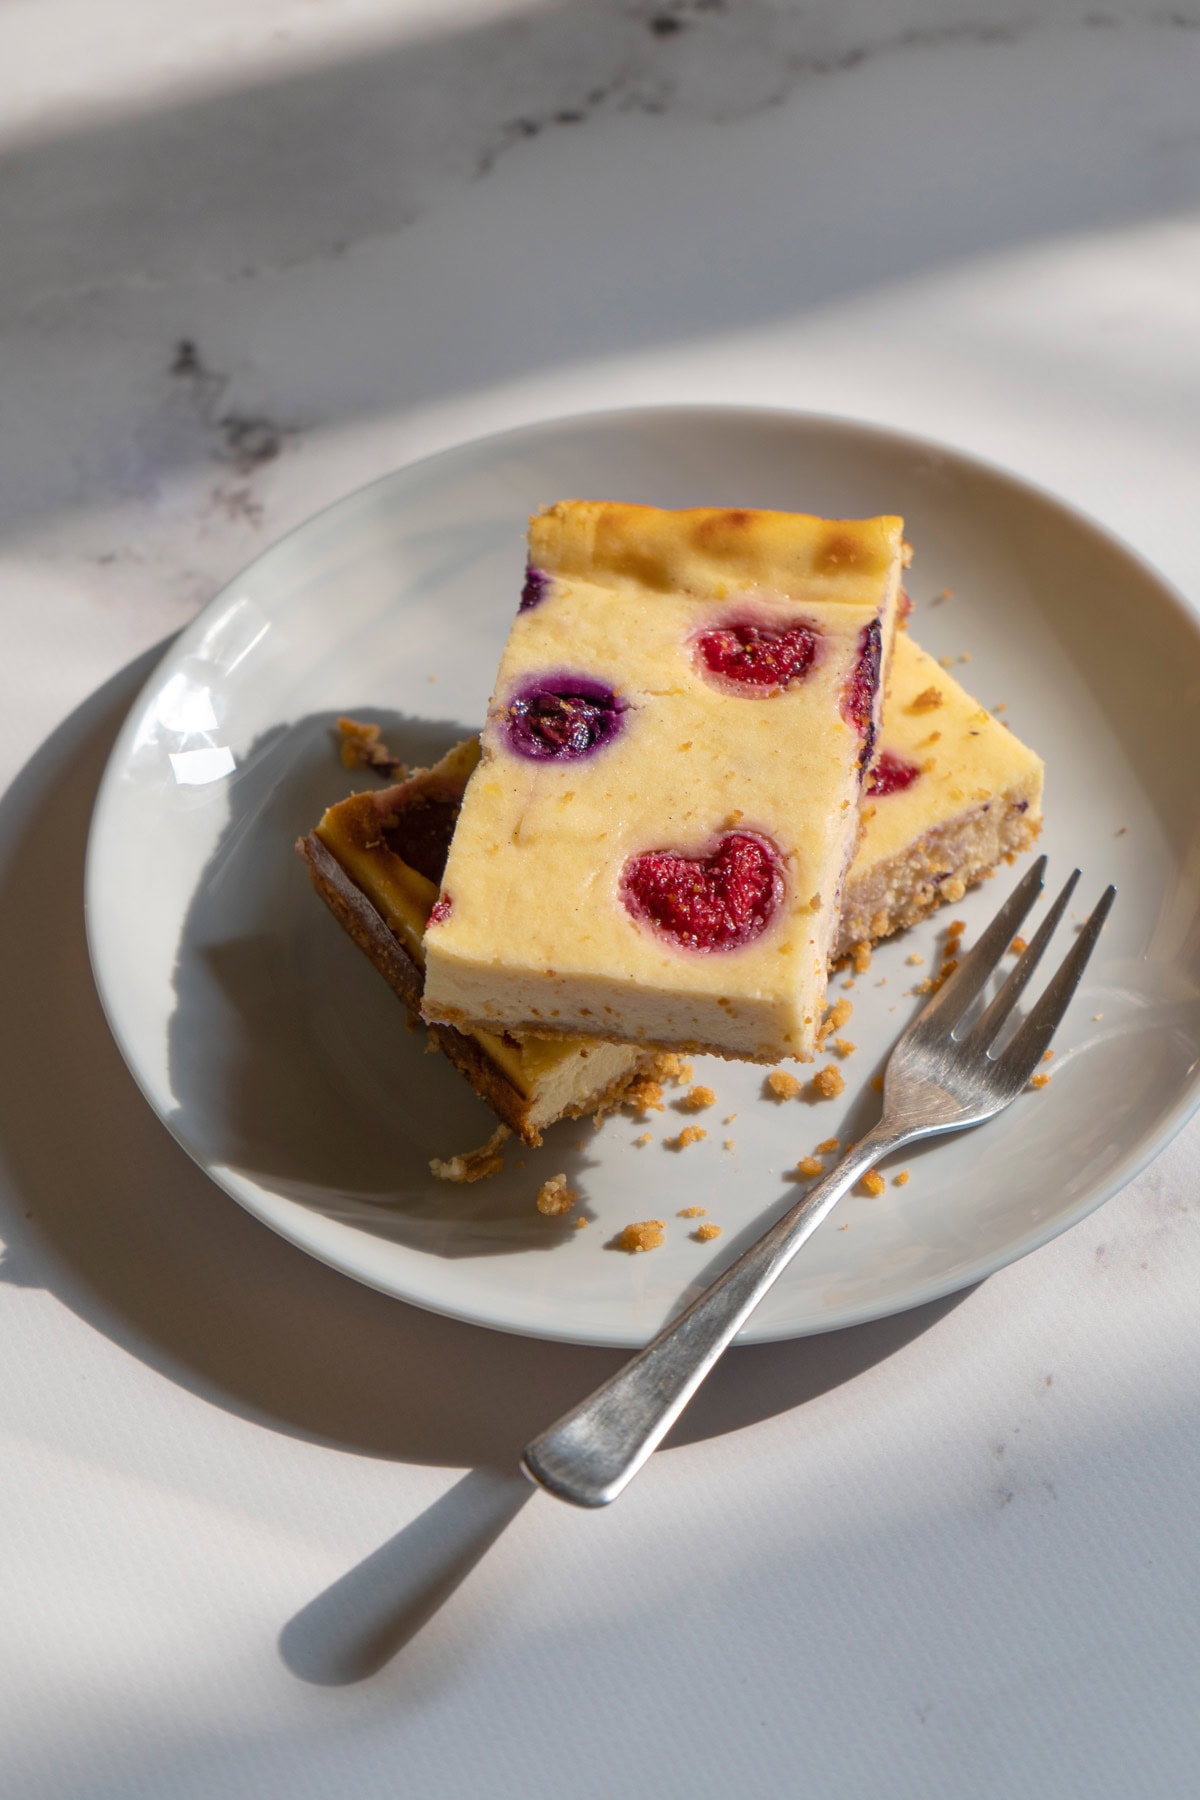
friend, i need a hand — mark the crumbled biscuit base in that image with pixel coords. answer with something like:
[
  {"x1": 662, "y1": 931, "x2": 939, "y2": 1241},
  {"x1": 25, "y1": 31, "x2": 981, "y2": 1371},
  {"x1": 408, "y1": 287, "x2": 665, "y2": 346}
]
[
  {"x1": 796, "y1": 1156, "x2": 824, "y2": 1178},
  {"x1": 667, "y1": 1126, "x2": 707, "y2": 1150},
  {"x1": 1029, "y1": 1073, "x2": 1052, "y2": 1089},
  {"x1": 767, "y1": 1070, "x2": 803, "y2": 1100},
  {"x1": 625, "y1": 1077, "x2": 665, "y2": 1114},
  {"x1": 678, "y1": 1205, "x2": 707, "y2": 1218},
  {"x1": 574, "y1": 1217, "x2": 589, "y2": 1230},
  {"x1": 1010, "y1": 936, "x2": 1028, "y2": 955},
  {"x1": 906, "y1": 952, "x2": 924, "y2": 966},
  {"x1": 430, "y1": 1124, "x2": 510, "y2": 1183},
  {"x1": 650, "y1": 1053, "x2": 694, "y2": 1086},
  {"x1": 851, "y1": 941, "x2": 872, "y2": 974},
  {"x1": 680, "y1": 1085, "x2": 717, "y2": 1111},
  {"x1": 614, "y1": 1219, "x2": 666, "y2": 1253},
  {"x1": 809, "y1": 1065, "x2": 845, "y2": 1100},
  {"x1": 723, "y1": 1138, "x2": 736, "y2": 1151},
  {"x1": 336, "y1": 716, "x2": 407, "y2": 778},
  {"x1": 634, "y1": 1132, "x2": 652, "y2": 1147},
  {"x1": 818, "y1": 997, "x2": 853, "y2": 1046},
  {"x1": 832, "y1": 1037, "x2": 857, "y2": 1057},
  {"x1": 536, "y1": 1172, "x2": 578, "y2": 1216},
  {"x1": 858, "y1": 1171, "x2": 886, "y2": 1197},
  {"x1": 815, "y1": 1137, "x2": 839, "y2": 1154},
  {"x1": 694, "y1": 1223, "x2": 721, "y2": 1242},
  {"x1": 894, "y1": 1170, "x2": 910, "y2": 1187}
]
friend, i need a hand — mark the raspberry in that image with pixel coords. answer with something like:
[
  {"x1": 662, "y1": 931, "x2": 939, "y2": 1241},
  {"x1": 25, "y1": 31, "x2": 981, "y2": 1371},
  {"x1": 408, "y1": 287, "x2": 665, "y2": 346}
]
[
  {"x1": 622, "y1": 832, "x2": 783, "y2": 951},
  {"x1": 695, "y1": 619, "x2": 818, "y2": 692},
  {"x1": 866, "y1": 750, "x2": 921, "y2": 797},
  {"x1": 519, "y1": 565, "x2": 550, "y2": 613},
  {"x1": 503, "y1": 674, "x2": 626, "y2": 761},
  {"x1": 428, "y1": 894, "x2": 453, "y2": 925},
  {"x1": 842, "y1": 618, "x2": 882, "y2": 769}
]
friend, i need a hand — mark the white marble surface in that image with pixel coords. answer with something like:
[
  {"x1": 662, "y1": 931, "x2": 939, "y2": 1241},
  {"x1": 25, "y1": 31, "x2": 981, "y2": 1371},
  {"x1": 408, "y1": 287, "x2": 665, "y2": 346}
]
[{"x1": 3, "y1": 2, "x2": 1200, "y2": 1794}]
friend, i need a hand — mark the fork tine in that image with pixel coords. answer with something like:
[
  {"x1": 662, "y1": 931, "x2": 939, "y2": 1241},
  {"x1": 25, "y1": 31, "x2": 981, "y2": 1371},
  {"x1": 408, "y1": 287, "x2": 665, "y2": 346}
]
[
  {"x1": 911, "y1": 855, "x2": 1047, "y2": 1036},
  {"x1": 964, "y1": 868, "x2": 1081, "y2": 1052},
  {"x1": 996, "y1": 885, "x2": 1117, "y2": 1084}
]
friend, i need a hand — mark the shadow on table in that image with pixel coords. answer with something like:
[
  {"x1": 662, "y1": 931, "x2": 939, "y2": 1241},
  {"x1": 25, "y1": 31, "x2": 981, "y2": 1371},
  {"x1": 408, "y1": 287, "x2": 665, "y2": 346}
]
[{"x1": 0, "y1": 648, "x2": 971, "y2": 1684}]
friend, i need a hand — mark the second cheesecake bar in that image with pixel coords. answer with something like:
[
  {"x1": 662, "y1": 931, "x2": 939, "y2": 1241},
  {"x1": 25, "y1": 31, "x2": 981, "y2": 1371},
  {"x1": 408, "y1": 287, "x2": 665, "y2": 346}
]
[{"x1": 421, "y1": 501, "x2": 908, "y2": 1063}]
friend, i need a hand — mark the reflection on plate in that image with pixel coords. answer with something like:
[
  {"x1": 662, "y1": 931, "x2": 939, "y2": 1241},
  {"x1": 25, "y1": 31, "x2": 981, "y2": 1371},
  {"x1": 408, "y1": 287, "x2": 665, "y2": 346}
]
[{"x1": 85, "y1": 407, "x2": 1200, "y2": 1346}]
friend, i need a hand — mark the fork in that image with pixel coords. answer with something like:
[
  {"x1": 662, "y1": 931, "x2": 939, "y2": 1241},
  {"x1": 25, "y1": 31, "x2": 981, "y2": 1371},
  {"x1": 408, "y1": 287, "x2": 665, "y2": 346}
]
[{"x1": 521, "y1": 856, "x2": 1115, "y2": 1508}]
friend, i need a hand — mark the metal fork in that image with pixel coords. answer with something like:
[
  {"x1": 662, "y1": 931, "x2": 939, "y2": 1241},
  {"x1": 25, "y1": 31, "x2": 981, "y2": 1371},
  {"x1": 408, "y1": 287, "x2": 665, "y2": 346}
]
[{"x1": 521, "y1": 856, "x2": 1115, "y2": 1508}]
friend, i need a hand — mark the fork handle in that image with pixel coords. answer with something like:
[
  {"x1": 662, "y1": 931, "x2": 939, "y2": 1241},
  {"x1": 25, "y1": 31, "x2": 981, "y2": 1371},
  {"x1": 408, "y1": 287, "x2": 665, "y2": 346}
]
[{"x1": 521, "y1": 1119, "x2": 914, "y2": 1507}]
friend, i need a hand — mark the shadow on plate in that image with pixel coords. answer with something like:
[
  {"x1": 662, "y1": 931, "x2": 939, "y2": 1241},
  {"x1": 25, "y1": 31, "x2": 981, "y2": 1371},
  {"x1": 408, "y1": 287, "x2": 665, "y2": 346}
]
[
  {"x1": 0, "y1": 645, "x2": 971, "y2": 1473},
  {"x1": 0, "y1": 648, "x2": 980, "y2": 1681}
]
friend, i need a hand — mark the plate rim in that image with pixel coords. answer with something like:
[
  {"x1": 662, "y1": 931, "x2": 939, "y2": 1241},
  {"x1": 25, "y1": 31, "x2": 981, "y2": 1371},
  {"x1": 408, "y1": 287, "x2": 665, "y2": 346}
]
[{"x1": 84, "y1": 401, "x2": 1200, "y2": 1347}]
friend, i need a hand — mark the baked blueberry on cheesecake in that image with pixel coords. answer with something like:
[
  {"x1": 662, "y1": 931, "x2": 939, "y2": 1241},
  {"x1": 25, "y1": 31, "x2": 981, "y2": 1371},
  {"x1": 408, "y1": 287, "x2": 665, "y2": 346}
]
[{"x1": 418, "y1": 501, "x2": 909, "y2": 1064}]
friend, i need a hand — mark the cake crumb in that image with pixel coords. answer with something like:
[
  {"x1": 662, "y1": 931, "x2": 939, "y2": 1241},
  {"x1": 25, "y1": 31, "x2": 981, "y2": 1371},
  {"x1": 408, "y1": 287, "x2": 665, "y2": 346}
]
[
  {"x1": 536, "y1": 1172, "x2": 578, "y2": 1217},
  {"x1": 818, "y1": 997, "x2": 853, "y2": 1045},
  {"x1": 767, "y1": 1070, "x2": 803, "y2": 1100},
  {"x1": 858, "y1": 1171, "x2": 886, "y2": 1197},
  {"x1": 694, "y1": 1223, "x2": 721, "y2": 1242},
  {"x1": 723, "y1": 1138, "x2": 736, "y2": 1150},
  {"x1": 1009, "y1": 936, "x2": 1028, "y2": 955},
  {"x1": 894, "y1": 1170, "x2": 910, "y2": 1187},
  {"x1": 430, "y1": 1124, "x2": 510, "y2": 1184},
  {"x1": 651, "y1": 1053, "x2": 694, "y2": 1086},
  {"x1": 678, "y1": 1205, "x2": 707, "y2": 1218},
  {"x1": 795, "y1": 1156, "x2": 824, "y2": 1178},
  {"x1": 666, "y1": 1126, "x2": 707, "y2": 1150},
  {"x1": 1042, "y1": 1049, "x2": 1054, "y2": 1063},
  {"x1": 852, "y1": 941, "x2": 872, "y2": 974},
  {"x1": 832, "y1": 1038, "x2": 857, "y2": 1057},
  {"x1": 613, "y1": 1220, "x2": 666, "y2": 1253},
  {"x1": 625, "y1": 1077, "x2": 665, "y2": 1114},
  {"x1": 938, "y1": 655, "x2": 954, "y2": 669},
  {"x1": 336, "y1": 716, "x2": 406, "y2": 777},
  {"x1": 910, "y1": 686, "x2": 944, "y2": 713},
  {"x1": 809, "y1": 1065, "x2": 845, "y2": 1100},
  {"x1": 815, "y1": 1137, "x2": 840, "y2": 1154},
  {"x1": 906, "y1": 952, "x2": 925, "y2": 966},
  {"x1": 722, "y1": 1113, "x2": 737, "y2": 1124},
  {"x1": 1029, "y1": 1072, "x2": 1052, "y2": 1090},
  {"x1": 681, "y1": 1084, "x2": 717, "y2": 1112},
  {"x1": 574, "y1": 1217, "x2": 589, "y2": 1230},
  {"x1": 634, "y1": 1132, "x2": 652, "y2": 1146}
]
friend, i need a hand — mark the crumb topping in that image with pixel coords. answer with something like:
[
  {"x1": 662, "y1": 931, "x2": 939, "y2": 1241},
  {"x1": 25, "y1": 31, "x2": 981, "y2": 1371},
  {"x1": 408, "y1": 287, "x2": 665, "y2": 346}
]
[
  {"x1": 894, "y1": 1170, "x2": 910, "y2": 1187},
  {"x1": 625, "y1": 1077, "x2": 665, "y2": 1114},
  {"x1": 634, "y1": 1132, "x2": 652, "y2": 1146},
  {"x1": 796, "y1": 1156, "x2": 824, "y2": 1178},
  {"x1": 815, "y1": 1137, "x2": 840, "y2": 1154},
  {"x1": 832, "y1": 1037, "x2": 857, "y2": 1057},
  {"x1": 909, "y1": 686, "x2": 944, "y2": 713},
  {"x1": 694, "y1": 1223, "x2": 722, "y2": 1242},
  {"x1": 858, "y1": 1171, "x2": 886, "y2": 1197},
  {"x1": 1029, "y1": 1072, "x2": 1052, "y2": 1089},
  {"x1": 678, "y1": 1205, "x2": 707, "y2": 1218},
  {"x1": 767, "y1": 1070, "x2": 803, "y2": 1100},
  {"x1": 536, "y1": 1172, "x2": 578, "y2": 1216}
]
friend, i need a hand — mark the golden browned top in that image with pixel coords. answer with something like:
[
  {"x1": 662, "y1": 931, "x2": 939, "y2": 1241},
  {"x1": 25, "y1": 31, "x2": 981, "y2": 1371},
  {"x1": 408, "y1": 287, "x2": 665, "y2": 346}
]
[{"x1": 529, "y1": 500, "x2": 906, "y2": 600}]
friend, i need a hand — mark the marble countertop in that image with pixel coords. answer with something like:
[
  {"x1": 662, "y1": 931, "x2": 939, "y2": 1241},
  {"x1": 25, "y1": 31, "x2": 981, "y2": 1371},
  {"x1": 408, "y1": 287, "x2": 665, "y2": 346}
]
[{"x1": 3, "y1": 3, "x2": 1200, "y2": 1795}]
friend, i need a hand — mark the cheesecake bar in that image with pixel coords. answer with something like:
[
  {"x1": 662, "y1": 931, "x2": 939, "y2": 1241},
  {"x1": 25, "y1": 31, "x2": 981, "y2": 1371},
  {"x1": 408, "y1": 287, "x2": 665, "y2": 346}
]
[
  {"x1": 420, "y1": 501, "x2": 908, "y2": 1063},
  {"x1": 300, "y1": 635, "x2": 1042, "y2": 1147},
  {"x1": 297, "y1": 740, "x2": 652, "y2": 1147},
  {"x1": 834, "y1": 634, "x2": 1043, "y2": 959}
]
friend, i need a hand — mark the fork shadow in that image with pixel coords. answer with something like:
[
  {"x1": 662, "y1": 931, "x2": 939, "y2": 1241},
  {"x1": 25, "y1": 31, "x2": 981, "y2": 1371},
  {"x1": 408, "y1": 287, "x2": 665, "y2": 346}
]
[{"x1": 0, "y1": 646, "x2": 972, "y2": 1685}]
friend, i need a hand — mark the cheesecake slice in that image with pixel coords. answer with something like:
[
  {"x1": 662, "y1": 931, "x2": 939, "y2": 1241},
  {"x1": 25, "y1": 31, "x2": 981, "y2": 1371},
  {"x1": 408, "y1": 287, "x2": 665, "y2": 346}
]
[
  {"x1": 297, "y1": 740, "x2": 652, "y2": 1148},
  {"x1": 834, "y1": 634, "x2": 1043, "y2": 960},
  {"x1": 420, "y1": 501, "x2": 907, "y2": 1063},
  {"x1": 300, "y1": 635, "x2": 1042, "y2": 1150}
]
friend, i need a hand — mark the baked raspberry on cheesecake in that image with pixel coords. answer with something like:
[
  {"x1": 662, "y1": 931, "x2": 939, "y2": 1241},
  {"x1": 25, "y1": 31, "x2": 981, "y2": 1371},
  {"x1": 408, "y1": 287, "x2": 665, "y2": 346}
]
[{"x1": 418, "y1": 501, "x2": 909, "y2": 1064}]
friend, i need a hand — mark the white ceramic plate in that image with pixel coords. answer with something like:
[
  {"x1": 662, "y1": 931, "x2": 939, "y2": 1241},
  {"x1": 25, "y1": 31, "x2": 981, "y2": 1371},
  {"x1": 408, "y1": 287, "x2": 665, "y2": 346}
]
[{"x1": 85, "y1": 407, "x2": 1200, "y2": 1346}]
